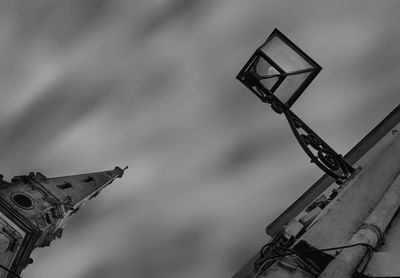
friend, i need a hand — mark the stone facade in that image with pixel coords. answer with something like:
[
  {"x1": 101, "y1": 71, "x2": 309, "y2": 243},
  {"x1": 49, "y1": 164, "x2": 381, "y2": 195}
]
[{"x1": 0, "y1": 166, "x2": 126, "y2": 277}]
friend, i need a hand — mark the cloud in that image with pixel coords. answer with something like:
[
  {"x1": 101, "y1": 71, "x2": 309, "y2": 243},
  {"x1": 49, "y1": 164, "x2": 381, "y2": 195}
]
[{"x1": 0, "y1": 1, "x2": 396, "y2": 278}]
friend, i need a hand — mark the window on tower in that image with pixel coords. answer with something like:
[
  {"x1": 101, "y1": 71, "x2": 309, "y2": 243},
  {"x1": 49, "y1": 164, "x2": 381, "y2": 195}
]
[
  {"x1": 57, "y1": 182, "x2": 73, "y2": 190},
  {"x1": 83, "y1": 176, "x2": 94, "y2": 183},
  {"x1": 11, "y1": 193, "x2": 34, "y2": 209},
  {"x1": 45, "y1": 213, "x2": 53, "y2": 225}
]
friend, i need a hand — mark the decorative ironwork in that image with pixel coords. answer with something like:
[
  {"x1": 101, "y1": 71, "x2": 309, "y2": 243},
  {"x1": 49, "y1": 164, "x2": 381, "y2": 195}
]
[
  {"x1": 237, "y1": 72, "x2": 354, "y2": 184},
  {"x1": 283, "y1": 107, "x2": 354, "y2": 184},
  {"x1": 251, "y1": 85, "x2": 354, "y2": 184},
  {"x1": 237, "y1": 29, "x2": 355, "y2": 184}
]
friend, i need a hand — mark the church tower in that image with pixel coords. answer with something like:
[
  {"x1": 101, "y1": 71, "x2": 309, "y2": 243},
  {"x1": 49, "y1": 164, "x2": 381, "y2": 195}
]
[{"x1": 0, "y1": 166, "x2": 127, "y2": 277}]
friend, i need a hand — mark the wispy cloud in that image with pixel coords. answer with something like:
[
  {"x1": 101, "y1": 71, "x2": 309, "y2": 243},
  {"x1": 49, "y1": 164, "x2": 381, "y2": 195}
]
[{"x1": 0, "y1": 1, "x2": 397, "y2": 278}]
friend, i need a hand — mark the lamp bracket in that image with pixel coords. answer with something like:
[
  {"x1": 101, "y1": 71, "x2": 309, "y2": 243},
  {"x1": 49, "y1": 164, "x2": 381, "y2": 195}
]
[{"x1": 260, "y1": 94, "x2": 355, "y2": 184}]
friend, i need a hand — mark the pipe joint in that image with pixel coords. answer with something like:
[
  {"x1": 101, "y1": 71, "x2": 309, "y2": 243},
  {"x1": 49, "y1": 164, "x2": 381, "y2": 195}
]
[{"x1": 358, "y1": 223, "x2": 385, "y2": 247}]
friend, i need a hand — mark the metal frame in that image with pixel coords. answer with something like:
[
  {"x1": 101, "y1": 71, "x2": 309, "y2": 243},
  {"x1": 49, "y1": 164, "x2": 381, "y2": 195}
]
[
  {"x1": 236, "y1": 28, "x2": 354, "y2": 184},
  {"x1": 237, "y1": 28, "x2": 322, "y2": 108},
  {"x1": 266, "y1": 29, "x2": 322, "y2": 107}
]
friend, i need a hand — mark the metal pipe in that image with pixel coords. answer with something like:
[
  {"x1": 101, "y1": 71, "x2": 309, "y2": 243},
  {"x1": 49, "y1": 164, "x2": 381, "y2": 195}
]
[{"x1": 319, "y1": 133, "x2": 400, "y2": 278}]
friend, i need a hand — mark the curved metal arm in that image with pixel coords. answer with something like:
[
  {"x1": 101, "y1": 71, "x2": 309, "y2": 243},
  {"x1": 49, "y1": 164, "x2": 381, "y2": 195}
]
[
  {"x1": 282, "y1": 107, "x2": 354, "y2": 184},
  {"x1": 238, "y1": 73, "x2": 355, "y2": 184}
]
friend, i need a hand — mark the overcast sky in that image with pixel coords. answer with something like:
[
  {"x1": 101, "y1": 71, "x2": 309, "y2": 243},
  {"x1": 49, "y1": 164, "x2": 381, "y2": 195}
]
[{"x1": 0, "y1": 1, "x2": 398, "y2": 278}]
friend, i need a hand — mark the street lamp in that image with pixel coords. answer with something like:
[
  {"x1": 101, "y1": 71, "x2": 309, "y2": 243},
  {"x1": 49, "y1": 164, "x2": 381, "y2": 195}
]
[{"x1": 236, "y1": 28, "x2": 354, "y2": 184}]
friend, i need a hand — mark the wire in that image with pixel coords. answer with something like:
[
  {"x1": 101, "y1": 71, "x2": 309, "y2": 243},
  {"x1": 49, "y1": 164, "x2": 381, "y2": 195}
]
[
  {"x1": 252, "y1": 255, "x2": 317, "y2": 278},
  {"x1": 316, "y1": 242, "x2": 377, "y2": 253},
  {"x1": 251, "y1": 257, "x2": 275, "y2": 278},
  {"x1": 264, "y1": 245, "x2": 319, "y2": 277},
  {"x1": 284, "y1": 254, "x2": 319, "y2": 277},
  {"x1": 253, "y1": 242, "x2": 377, "y2": 277},
  {"x1": 259, "y1": 242, "x2": 377, "y2": 261},
  {"x1": 259, "y1": 243, "x2": 275, "y2": 258}
]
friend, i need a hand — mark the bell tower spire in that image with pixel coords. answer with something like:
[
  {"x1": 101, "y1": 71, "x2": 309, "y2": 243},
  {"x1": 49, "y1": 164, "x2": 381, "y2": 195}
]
[{"x1": 0, "y1": 166, "x2": 127, "y2": 277}]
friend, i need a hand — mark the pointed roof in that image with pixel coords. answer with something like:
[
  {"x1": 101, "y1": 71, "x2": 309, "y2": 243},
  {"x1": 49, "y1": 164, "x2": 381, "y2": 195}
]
[
  {"x1": 32, "y1": 166, "x2": 128, "y2": 207},
  {"x1": 0, "y1": 166, "x2": 127, "y2": 277}
]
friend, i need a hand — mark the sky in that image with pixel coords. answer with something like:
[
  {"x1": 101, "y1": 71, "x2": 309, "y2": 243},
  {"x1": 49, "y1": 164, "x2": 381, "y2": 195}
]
[{"x1": 0, "y1": 1, "x2": 398, "y2": 278}]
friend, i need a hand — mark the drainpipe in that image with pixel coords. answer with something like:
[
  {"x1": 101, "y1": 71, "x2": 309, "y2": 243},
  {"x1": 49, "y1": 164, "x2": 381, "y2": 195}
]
[{"x1": 319, "y1": 133, "x2": 400, "y2": 278}]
